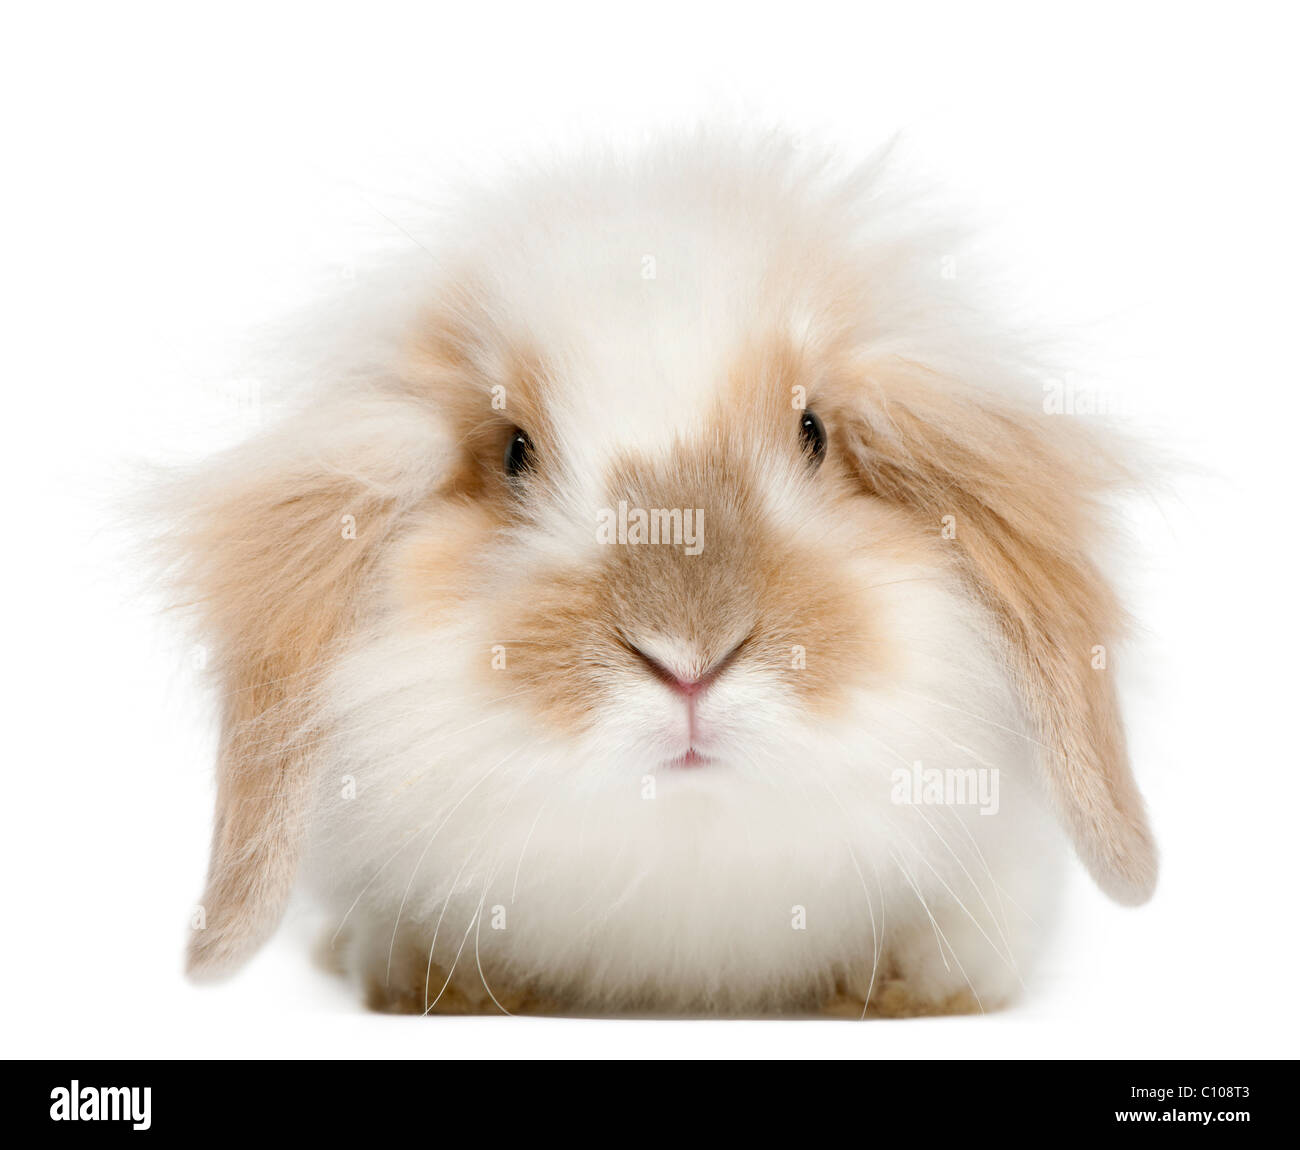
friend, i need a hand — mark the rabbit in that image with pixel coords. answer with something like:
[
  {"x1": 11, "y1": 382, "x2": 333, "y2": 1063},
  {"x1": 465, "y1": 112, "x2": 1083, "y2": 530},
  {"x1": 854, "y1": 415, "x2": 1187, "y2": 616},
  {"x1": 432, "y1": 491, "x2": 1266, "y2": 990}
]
[{"x1": 164, "y1": 130, "x2": 1156, "y2": 1017}]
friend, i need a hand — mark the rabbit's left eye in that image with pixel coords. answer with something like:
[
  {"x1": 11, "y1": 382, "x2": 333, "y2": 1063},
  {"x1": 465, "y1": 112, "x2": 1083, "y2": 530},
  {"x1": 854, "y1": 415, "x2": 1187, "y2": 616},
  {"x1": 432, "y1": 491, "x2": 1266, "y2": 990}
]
[
  {"x1": 504, "y1": 428, "x2": 535, "y2": 479},
  {"x1": 798, "y1": 410, "x2": 827, "y2": 468}
]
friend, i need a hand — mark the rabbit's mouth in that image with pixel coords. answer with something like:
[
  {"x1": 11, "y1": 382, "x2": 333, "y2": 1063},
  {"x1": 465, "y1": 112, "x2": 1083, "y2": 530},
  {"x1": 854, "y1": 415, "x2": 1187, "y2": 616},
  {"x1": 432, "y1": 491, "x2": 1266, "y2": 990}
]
[{"x1": 664, "y1": 748, "x2": 712, "y2": 769}]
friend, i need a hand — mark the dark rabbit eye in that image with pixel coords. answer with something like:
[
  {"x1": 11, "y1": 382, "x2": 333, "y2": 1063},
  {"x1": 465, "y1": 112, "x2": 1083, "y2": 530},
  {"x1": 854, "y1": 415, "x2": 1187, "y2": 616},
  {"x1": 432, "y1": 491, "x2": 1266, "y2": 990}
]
[
  {"x1": 798, "y1": 410, "x2": 827, "y2": 468},
  {"x1": 504, "y1": 428, "x2": 535, "y2": 478}
]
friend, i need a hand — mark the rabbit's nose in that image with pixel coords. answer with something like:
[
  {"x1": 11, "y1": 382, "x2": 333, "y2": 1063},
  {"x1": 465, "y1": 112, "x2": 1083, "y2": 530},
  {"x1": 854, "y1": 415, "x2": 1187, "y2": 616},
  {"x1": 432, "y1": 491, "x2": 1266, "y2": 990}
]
[{"x1": 624, "y1": 635, "x2": 750, "y2": 697}]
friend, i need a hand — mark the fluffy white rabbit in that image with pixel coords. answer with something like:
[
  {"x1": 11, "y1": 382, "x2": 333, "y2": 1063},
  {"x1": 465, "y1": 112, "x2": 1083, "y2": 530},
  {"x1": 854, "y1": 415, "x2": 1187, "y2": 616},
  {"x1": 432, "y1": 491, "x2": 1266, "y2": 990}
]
[{"x1": 165, "y1": 131, "x2": 1155, "y2": 1016}]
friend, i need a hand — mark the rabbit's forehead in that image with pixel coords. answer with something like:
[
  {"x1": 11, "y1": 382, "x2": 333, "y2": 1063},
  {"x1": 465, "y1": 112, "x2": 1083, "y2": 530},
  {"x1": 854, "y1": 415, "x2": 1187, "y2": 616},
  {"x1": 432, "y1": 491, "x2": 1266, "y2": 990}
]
[
  {"x1": 549, "y1": 326, "x2": 731, "y2": 454},
  {"x1": 465, "y1": 190, "x2": 830, "y2": 465},
  {"x1": 514, "y1": 288, "x2": 815, "y2": 481}
]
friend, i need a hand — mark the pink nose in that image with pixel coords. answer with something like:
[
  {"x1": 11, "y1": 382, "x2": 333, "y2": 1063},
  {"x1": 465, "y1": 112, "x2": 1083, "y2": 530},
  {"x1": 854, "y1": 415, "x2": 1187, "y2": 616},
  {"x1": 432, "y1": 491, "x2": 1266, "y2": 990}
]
[
  {"x1": 664, "y1": 674, "x2": 708, "y2": 700},
  {"x1": 623, "y1": 635, "x2": 750, "y2": 697}
]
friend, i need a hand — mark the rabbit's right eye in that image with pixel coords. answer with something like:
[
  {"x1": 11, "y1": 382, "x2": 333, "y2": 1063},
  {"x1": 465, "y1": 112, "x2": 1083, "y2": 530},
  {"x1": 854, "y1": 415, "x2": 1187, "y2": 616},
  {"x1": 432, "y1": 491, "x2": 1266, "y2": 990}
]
[{"x1": 504, "y1": 428, "x2": 535, "y2": 479}]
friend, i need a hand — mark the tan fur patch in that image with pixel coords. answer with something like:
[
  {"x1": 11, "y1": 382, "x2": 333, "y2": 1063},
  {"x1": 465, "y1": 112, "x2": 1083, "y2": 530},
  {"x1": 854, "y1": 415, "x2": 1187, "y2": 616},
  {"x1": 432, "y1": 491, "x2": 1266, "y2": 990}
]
[
  {"x1": 358, "y1": 926, "x2": 555, "y2": 1016},
  {"x1": 180, "y1": 432, "x2": 418, "y2": 976}
]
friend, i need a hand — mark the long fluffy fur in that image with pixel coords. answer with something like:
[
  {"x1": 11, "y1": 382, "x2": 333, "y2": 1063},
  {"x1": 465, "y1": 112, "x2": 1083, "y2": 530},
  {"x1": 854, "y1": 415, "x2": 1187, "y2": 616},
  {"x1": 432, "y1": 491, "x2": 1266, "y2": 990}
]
[{"x1": 162, "y1": 129, "x2": 1154, "y2": 1015}]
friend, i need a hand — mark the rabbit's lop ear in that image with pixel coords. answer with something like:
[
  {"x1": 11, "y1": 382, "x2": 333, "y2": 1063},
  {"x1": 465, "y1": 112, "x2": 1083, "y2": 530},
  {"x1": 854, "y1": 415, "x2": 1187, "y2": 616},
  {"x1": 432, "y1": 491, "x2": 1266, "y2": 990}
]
[
  {"x1": 840, "y1": 357, "x2": 1157, "y2": 905},
  {"x1": 173, "y1": 390, "x2": 447, "y2": 978}
]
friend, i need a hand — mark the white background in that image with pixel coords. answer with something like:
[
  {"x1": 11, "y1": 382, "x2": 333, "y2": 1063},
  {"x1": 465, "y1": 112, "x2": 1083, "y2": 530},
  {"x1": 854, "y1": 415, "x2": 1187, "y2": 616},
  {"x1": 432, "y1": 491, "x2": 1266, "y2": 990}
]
[{"x1": 3, "y1": 1, "x2": 1297, "y2": 1059}]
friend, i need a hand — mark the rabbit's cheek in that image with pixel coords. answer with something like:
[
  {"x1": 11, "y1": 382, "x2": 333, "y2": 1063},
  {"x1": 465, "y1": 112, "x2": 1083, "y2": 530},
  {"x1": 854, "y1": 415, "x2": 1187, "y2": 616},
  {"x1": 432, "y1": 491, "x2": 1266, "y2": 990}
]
[{"x1": 385, "y1": 497, "x2": 517, "y2": 629}]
